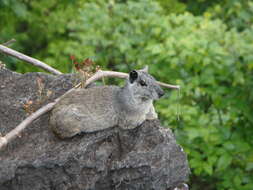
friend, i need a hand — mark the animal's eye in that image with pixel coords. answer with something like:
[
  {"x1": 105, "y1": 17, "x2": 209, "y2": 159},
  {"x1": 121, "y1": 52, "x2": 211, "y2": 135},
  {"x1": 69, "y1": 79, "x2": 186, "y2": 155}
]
[{"x1": 139, "y1": 80, "x2": 147, "y2": 86}]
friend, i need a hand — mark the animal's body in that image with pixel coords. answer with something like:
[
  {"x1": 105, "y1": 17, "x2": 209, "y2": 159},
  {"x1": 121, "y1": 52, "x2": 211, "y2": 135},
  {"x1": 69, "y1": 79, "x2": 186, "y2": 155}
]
[{"x1": 50, "y1": 68, "x2": 164, "y2": 138}]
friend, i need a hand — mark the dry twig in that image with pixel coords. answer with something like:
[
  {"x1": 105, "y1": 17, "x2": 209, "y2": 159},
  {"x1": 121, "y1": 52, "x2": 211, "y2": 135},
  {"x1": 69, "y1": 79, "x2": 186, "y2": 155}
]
[
  {"x1": 0, "y1": 44, "x2": 62, "y2": 75},
  {"x1": 85, "y1": 70, "x2": 180, "y2": 89},
  {"x1": 0, "y1": 102, "x2": 56, "y2": 149},
  {"x1": 2, "y1": 39, "x2": 16, "y2": 46}
]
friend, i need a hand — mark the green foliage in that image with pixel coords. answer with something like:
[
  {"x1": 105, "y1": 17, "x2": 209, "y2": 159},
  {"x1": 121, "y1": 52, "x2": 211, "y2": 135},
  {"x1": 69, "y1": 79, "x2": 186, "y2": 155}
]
[
  {"x1": 207, "y1": 0, "x2": 253, "y2": 31},
  {"x1": 183, "y1": 0, "x2": 220, "y2": 15},
  {"x1": 0, "y1": 0, "x2": 81, "y2": 73},
  {"x1": 158, "y1": 0, "x2": 253, "y2": 31},
  {"x1": 156, "y1": 0, "x2": 186, "y2": 14},
  {"x1": 181, "y1": 0, "x2": 253, "y2": 31},
  {"x1": 1, "y1": 0, "x2": 253, "y2": 189}
]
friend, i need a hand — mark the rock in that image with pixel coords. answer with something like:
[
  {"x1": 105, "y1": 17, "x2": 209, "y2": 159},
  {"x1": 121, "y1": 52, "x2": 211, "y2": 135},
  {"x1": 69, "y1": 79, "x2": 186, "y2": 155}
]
[{"x1": 0, "y1": 67, "x2": 190, "y2": 190}]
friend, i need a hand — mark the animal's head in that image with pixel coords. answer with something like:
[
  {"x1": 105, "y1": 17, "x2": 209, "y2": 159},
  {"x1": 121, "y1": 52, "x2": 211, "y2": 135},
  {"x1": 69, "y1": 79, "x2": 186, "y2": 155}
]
[{"x1": 127, "y1": 66, "x2": 164, "y2": 101}]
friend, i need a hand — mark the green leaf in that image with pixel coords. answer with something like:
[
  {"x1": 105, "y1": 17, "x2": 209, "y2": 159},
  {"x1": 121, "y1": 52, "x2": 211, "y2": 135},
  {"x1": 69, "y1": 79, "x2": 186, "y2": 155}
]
[
  {"x1": 203, "y1": 163, "x2": 213, "y2": 175},
  {"x1": 246, "y1": 162, "x2": 253, "y2": 171},
  {"x1": 217, "y1": 153, "x2": 233, "y2": 171}
]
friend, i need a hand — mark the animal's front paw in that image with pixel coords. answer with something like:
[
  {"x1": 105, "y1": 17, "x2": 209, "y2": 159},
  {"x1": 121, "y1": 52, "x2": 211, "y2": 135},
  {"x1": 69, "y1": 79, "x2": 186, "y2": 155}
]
[
  {"x1": 170, "y1": 183, "x2": 189, "y2": 190},
  {"x1": 146, "y1": 105, "x2": 158, "y2": 120},
  {"x1": 146, "y1": 111, "x2": 158, "y2": 120}
]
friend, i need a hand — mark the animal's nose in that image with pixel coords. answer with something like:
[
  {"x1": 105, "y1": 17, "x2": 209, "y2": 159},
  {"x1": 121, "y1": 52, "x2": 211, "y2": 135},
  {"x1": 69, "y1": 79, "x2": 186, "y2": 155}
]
[{"x1": 158, "y1": 90, "x2": 164, "y2": 98}]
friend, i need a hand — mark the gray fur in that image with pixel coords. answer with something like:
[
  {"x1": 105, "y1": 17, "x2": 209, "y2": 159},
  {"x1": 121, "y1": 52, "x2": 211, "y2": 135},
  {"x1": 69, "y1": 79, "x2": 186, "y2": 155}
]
[{"x1": 49, "y1": 69, "x2": 164, "y2": 138}]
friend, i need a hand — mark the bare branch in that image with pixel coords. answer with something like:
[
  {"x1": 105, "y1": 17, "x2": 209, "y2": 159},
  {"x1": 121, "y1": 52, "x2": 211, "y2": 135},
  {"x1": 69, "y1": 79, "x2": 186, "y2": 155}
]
[
  {"x1": 0, "y1": 102, "x2": 56, "y2": 149},
  {"x1": 0, "y1": 45, "x2": 62, "y2": 75},
  {"x1": 0, "y1": 83, "x2": 80, "y2": 150},
  {"x1": 2, "y1": 39, "x2": 16, "y2": 46},
  {"x1": 84, "y1": 70, "x2": 128, "y2": 87},
  {"x1": 85, "y1": 70, "x2": 180, "y2": 89},
  {"x1": 0, "y1": 44, "x2": 179, "y2": 88},
  {"x1": 157, "y1": 81, "x2": 180, "y2": 89}
]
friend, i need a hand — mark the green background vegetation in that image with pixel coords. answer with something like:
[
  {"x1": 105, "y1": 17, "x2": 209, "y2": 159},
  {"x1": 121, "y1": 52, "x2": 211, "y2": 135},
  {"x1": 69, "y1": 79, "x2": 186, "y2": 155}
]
[{"x1": 1, "y1": 0, "x2": 253, "y2": 189}]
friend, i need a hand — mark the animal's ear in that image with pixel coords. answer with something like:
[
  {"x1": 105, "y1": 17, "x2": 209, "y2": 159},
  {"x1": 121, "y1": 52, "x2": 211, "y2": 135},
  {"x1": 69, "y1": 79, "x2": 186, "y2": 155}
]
[
  {"x1": 129, "y1": 70, "x2": 138, "y2": 83},
  {"x1": 140, "y1": 65, "x2": 149, "y2": 73}
]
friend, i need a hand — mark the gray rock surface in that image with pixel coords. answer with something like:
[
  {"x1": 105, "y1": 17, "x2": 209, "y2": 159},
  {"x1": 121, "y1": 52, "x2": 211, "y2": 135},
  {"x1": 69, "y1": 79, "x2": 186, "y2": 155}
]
[{"x1": 0, "y1": 67, "x2": 189, "y2": 190}]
